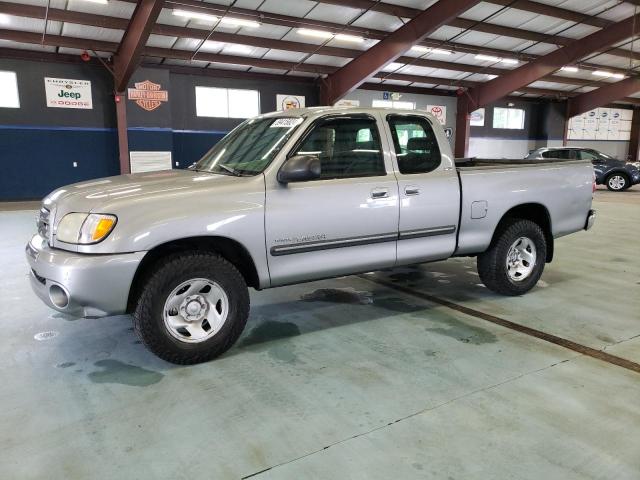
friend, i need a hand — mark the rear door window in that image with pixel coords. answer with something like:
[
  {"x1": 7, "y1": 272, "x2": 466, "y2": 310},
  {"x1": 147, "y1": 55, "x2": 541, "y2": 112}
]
[{"x1": 387, "y1": 115, "x2": 441, "y2": 174}]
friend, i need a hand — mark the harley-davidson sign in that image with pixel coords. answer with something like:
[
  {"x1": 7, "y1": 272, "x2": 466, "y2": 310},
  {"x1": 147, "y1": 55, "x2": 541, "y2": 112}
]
[{"x1": 127, "y1": 80, "x2": 168, "y2": 111}]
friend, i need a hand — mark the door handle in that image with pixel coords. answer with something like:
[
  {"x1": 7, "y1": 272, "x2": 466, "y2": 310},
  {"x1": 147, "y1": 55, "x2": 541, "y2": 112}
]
[
  {"x1": 404, "y1": 185, "x2": 420, "y2": 196},
  {"x1": 371, "y1": 188, "x2": 389, "y2": 199}
]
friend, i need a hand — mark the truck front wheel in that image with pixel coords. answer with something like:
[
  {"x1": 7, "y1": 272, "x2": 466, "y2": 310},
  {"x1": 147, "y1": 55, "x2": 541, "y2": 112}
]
[
  {"x1": 477, "y1": 219, "x2": 546, "y2": 296},
  {"x1": 133, "y1": 251, "x2": 250, "y2": 364}
]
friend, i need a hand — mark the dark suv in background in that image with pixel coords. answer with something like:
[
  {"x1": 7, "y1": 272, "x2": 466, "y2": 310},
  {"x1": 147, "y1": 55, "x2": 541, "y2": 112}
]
[{"x1": 526, "y1": 147, "x2": 640, "y2": 191}]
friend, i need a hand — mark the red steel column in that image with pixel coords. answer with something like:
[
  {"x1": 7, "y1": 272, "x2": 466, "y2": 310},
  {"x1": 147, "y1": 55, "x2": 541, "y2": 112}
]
[
  {"x1": 628, "y1": 107, "x2": 640, "y2": 162},
  {"x1": 115, "y1": 93, "x2": 130, "y2": 174},
  {"x1": 455, "y1": 94, "x2": 471, "y2": 158}
]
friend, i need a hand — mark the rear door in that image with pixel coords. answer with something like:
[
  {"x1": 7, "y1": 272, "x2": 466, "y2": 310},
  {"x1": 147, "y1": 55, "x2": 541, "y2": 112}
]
[
  {"x1": 384, "y1": 114, "x2": 460, "y2": 265},
  {"x1": 265, "y1": 114, "x2": 399, "y2": 286}
]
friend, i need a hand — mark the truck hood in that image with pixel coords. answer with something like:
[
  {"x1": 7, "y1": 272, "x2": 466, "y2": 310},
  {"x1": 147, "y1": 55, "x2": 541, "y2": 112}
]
[
  {"x1": 44, "y1": 169, "x2": 267, "y2": 254},
  {"x1": 44, "y1": 169, "x2": 241, "y2": 213}
]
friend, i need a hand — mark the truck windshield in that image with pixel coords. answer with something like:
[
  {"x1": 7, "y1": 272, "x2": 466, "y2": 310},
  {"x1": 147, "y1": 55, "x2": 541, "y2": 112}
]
[{"x1": 194, "y1": 117, "x2": 303, "y2": 176}]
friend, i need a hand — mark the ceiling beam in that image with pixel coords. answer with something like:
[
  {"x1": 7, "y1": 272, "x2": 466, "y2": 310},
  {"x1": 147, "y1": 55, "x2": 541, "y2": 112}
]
[
  {"x1": 0, "y1": 24, "x2": 607, "y2": 96},
  {"x1": 488, "y1": 0, "x2": 611, "y2": 28},
  {"x1": 112, "y1": 0, "x2": 164, "y2": 92},
  {"x1": 312, "y1": 0, "x2": 640, "y2": 61},
  {"x1": 0, "y1": 1, "x2": 630, "y2": 83},
  {"x1": 567, "y1": 76, "x2": 640, "y2": 117},
  {"x1": 0, "y1": 27, "x2": 613, "y2": 94},
  {"x1": 319, "y1": 0, "x2": 482, "y2": 104},
  {"x1": 468, "y1": 13, "x2": 640, "y2": 110},
  {"x1": 0, "y1": 29, "x2": 568, "y2": 99}
]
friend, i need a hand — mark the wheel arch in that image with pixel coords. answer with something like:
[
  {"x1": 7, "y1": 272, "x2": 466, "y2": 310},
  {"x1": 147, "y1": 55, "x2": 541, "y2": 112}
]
[
  {"x1": 127, "y1": 236, "x2": 260, "y2": 313},
  {"x1": 491, "y1": 203, "x2": 554, "y2": 263}
]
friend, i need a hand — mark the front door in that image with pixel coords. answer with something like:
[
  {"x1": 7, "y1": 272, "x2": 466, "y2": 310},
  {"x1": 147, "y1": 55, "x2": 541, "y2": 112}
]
[
  {"x1": 265, "y1": 114, "x2": 399, "y2": 286},
  {"x1": 384, "y1": 114, "x2": 460, "y2": 265}
]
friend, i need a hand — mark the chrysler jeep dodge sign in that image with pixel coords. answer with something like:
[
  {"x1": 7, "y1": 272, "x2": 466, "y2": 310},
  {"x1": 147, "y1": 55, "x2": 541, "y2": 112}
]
[{"x1": 45, "y1": 78, "x2": 93, "y2": 109}]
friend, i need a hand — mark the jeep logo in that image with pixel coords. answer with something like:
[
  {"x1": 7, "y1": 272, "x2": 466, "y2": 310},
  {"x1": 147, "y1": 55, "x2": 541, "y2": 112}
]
[{"x1": 58, "y1": 89, "x2": 81, "y2": 99}]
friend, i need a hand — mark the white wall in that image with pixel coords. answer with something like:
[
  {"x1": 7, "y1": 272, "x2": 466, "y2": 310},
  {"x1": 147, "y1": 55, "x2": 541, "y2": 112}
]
[
  {"x1": 468, "y1": 138, "x2": 538, "y2": 159},
  {"x1": 565, "y1": 140, "x2": 630, "y2": 160},
  {"x1": 345, "y1": 88, "x2": 457, "y2": 143}
]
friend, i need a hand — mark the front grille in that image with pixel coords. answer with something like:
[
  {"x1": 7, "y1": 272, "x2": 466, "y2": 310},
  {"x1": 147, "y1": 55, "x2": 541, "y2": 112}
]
[{"x1": 36, "y1": 207, "x2": 50, "y2": 239}]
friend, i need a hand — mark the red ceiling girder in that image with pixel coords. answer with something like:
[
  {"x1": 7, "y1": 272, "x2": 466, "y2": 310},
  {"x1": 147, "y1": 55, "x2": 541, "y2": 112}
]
[
  {"x1": 0, "y1": 29, "x2": 619, "y2": 100},
  {"x1": 567, "y1": 77, "x2": 640, "y2": 118},
  {"x1": 467, "y1": 13, "x2": 640, "y2": 111},
  {"x1": 313, "y1": 0, "x2": 640, "y2": 61},
  {"x1": 320, "y1": 0, "x2": 482, "y2": 104},
  {"x1": 113, "y1": 0, "x2": 164, "y2": 92},
  {"x1": 0, "y1": 0, "x2": 631, "y2": 81}
]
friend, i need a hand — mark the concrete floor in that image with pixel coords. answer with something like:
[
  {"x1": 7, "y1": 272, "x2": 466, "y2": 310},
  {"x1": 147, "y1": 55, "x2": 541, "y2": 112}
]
[{"x1": 1, "y1": 187, "x2": 639, "y2": 479}]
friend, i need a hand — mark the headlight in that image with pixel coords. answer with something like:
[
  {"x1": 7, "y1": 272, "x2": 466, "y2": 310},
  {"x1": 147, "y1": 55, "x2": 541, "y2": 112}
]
[{"x1": 56, "y1": 213, "x2": 117, "y2": 244}]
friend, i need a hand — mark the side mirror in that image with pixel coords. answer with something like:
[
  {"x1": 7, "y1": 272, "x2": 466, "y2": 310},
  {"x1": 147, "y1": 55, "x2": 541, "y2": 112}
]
[{"x1": 277, "y1": 155, "x2": 321, "y2": 183}]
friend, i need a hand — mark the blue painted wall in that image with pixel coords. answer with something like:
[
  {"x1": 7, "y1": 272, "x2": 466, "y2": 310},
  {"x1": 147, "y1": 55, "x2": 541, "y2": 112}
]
[
  {"x1": 0, "y1": 126, "x2": 119, "y2": 200},
  {"x1": 0, "y1": 59, "x2": 317, "y2": 200}
]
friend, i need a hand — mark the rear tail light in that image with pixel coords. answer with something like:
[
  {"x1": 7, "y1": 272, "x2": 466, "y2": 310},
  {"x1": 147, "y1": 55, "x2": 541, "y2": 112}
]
[{"x1": 592, "y1": 172, "x2": 596, "y2": 193}]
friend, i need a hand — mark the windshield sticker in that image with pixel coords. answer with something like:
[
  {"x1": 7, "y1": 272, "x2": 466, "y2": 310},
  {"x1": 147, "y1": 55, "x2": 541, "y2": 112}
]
[{"x1": 271, "y1": 118, "x2": 303, "y2": 128}]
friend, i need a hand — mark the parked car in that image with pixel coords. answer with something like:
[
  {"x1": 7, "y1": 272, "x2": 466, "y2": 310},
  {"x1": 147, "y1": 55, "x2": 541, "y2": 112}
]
[
  {"x1": 526, "y1": 147, "x2": 640, "y2": 191},
  {"x1": 26, "y1": 107, "x2": 595, "y2": 364}
]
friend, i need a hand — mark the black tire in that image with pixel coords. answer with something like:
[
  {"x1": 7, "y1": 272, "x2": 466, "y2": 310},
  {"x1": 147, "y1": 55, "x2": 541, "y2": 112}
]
[
  {"x1": 477, "y1": 219, "x2": 546, "y2": 296},
  {"x1": 133, "y1": 251, "x2": 249, "y2": 364},
  {"x1": 605, "y1": 172, "x2": 629, "y2": 191}
]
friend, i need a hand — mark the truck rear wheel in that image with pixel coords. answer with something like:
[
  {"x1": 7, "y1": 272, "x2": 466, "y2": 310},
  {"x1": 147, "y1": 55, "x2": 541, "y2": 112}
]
[
  {"x1": 133, "y1": 251, "x2": 249, "y2": 364},
  {"x1": 477, "y1": 219, "x2": 546, "y2": 296}
]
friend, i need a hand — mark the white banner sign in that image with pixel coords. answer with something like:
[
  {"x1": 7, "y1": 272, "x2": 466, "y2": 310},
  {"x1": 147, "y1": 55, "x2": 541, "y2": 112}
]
[
  {"x1": 277, "y1": 94, "x2": 305, "y2": 111},
  {"x1": 567, "y1": 107, "x2": 633, "y2": 141},
  {"x1": 426, "y1": 105, "x2": 447, "y2": 125},
  {"x1": 45, "y1": 77, "x2": 93, "y2": 109},
  {"x1": 470, "y1": 108, "x2": 485, "y2": 127},
  {"x1": 334, "y1": 99, "x2": 360, "y2": 107}
]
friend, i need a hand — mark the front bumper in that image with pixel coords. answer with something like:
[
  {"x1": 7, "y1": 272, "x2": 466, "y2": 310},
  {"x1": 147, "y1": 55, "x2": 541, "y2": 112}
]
[
  {"x1": 26, "y1": 234, "x2": 146, "y2": 317},
  {"x1": 585, "y1": 209, "x2": 596, "y2": 231}
]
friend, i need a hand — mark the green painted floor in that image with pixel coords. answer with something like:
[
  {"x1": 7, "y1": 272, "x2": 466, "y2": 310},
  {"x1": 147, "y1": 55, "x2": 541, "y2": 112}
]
[{"x1": 0, "y1": 188, "x2": 639, "y2": 479}]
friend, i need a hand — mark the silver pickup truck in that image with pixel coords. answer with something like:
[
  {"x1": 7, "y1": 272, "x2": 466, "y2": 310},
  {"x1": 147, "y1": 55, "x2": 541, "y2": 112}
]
[{"x1": 26, "y1": 107, "x2": 595, "y2": 364}]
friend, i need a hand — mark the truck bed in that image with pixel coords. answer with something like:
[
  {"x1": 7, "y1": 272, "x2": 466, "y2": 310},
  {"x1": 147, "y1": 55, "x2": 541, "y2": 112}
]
[{"x1": 453, "y1": 158, "x2": 593, "y2": 256}]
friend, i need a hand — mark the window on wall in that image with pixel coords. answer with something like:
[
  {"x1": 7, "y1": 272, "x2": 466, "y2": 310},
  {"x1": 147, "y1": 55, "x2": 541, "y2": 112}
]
[
  {"x1": 372, "y1": 99, "x2": 415, "y2": 110},
  {"x1": 195, "y1": 87, "x2": 260, "y2": 118},
  {"x1": 0, "y1": 71, "x2": 20, "y2": 108},
  {"x1": 493, "y1": 107, "x2": 525, "y2": 129}
]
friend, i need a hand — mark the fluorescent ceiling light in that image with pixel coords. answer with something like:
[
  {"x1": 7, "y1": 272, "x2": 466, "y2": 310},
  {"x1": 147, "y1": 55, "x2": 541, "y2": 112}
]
[
  {"x1": 79, "y1": 0, "x2": 108, "y2": 3},
  {"x1": 225, "y1": 44, "x2": 253, "y2": 54},
  {"x1": 475, "y1": 54, "x2": 501, "y2": 62},
  {"x1": 0, "y1": 13, "x2": 10, "y2": 25},
  {"x1": 560, "y1": 66, "x2": 578, "y2": 73},
  {"x1": 593, "y1": 70, "x2": 625, "y2": 79},
  {"x1": 334, "y1": 33, "x2": 364, "y2": 43},
  {"x1": 298, "y1": 28, "x2": 334, "y2": 39},
  {"x1": 500, "y1": 58, "x2": 518, "y2": 65},
  {"x1": 411, "y1": 46, "x2": 452, "y2": 55},
  {"x1": 172, "y1": 9, "x2": 218, "y2": 22},
  {"x1": 219, "y1": 17, "x2": 260, "y2": 28}
]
